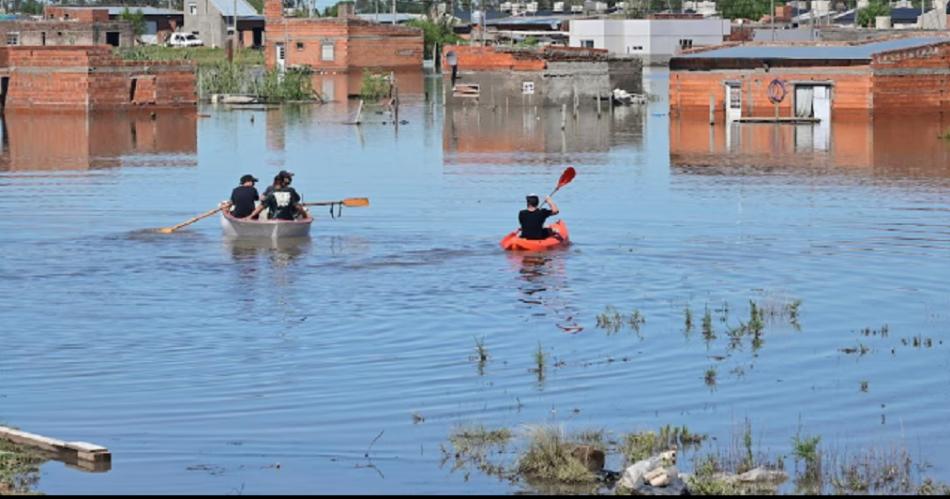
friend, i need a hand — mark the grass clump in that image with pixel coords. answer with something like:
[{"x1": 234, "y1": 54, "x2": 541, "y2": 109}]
[
  {"x1": 705, "y1": 367, "x2": 718, "y2": 388},
  {"x1": 621, "y1": 425, "x2": 706, "y2": 464},
  {"x1": 360, "y1": 69, "x2": 391, "y2": 101},
  {"x1": 533, "y1": 342, "x2": 546, "y2": 380},
  {"x1": 516, "y1": 426, "x2": 597, "y2": 484},
  {"x1": 628, "y1": 309, "x2": 645, "y2": 336},
  {"x1": 596, "y1": 305, "x2": 624, "y2": 334},
  {"x1": 684, "y1": 306, "x2": 694, "y2": 334},
  {"x1": 0, "y1": 440, "x2": 44, "y2": 495}
]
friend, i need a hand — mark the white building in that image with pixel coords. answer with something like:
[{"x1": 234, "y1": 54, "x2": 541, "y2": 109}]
[
  {"x1": 683, "y1": 0, "x2": 719, "y2": 17},
  {"x1": 569, "y1": 18, "x2": 731, "y2": 65}
]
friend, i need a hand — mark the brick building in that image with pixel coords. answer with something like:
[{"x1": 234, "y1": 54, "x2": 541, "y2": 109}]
[
  {"x1": 263, "y1": 0, "x2": 423, "y2": 72},
  {"x1": 0, "y1": 9, "x2": 134, "y2": 48},
  {"x1": 45, "y1": 6, "x2": 184, "y2": 45},
  {"x1": 669, "y1": 36, "x2": 950, "y2": 121},
  {"x1": 0, "y1": 46, "x2": 196, "y2": 111}
]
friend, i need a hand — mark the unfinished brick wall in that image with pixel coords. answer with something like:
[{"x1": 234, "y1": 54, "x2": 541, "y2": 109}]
[
  {"x1": 669, "y1": 67, "x2": 873, "y2": 117},
  {"x1": 871, "y1": 42, "x2": 950, "y2": 111},
  {"x1": 0, "y1": 20, "x2": 134, "y2": 47},
  {"x1": 441, "y1": 45, "x2": 546, "y2": 71},
  {"x1": 0, "y1": 46, "x2": 196, "y2": 110},
  {"x1": 43, "y1": 6, "x2": 110, "y2": 23}
]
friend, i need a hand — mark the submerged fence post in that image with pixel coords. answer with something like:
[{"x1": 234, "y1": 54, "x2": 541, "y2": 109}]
[
  {"x1": 597, "y1": 96, "x2": 602, "y2": 118},
  {"x1": 709, "y1": 95, "x2": 715, "y2": 125},
  {"x1": 561, "y1": 103, "x2": 567, "y2": 130}
]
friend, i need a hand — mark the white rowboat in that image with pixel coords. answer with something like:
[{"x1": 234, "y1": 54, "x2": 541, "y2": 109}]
[{"x1": 221, "y1": 211, "x2": 312, "y2": 239}]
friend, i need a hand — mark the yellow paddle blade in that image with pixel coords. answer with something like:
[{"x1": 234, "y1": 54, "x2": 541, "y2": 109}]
[
  {"x1": 157, "y1": 227, "x2": 175, "y2": 234},
  {"x1": 342, "y1": 197, "x2": 369, "y2": 207}
]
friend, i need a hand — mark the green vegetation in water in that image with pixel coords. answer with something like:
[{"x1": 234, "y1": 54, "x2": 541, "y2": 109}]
[
  {"x1": 621, "y1": 425, "x2": 706, "y2": 464},
  {"x1": 533, "y1": 342, "x2": 546, "y2": 380},
  {"x1": 705, "y1": 367, "x2": 718, "y2": 388},
  {"x1": 793, "y1": 433, "x2": 822, "y2": 489},
  {"x1": 860, "y1": 324, "x2": 888, "y2": 337},
  {"x1": 444, "y1": 425, "x2": 513, "y2": 478},
  {"x1": 702, "y1": 305, "x2": 716, "y2": 342},
  {"x1": 0, "y1": 440, "x2": 44, "y2": 495},
  {"x1": 628, "y1": 309, "x2": 645, "y2": 336},
  {"x1": 596, "y1": 305, "x2": 624, "y2": 334},
  {"x1": 860, "y1": 380, "x2": 869, "y2": 393},
  {"x1": 360, "y1": 69, "x2": 392, "y2": 101},
  {"x1": 684, "y1": 306, "x2": 693, "y2": 334},
  {"x1": 516, "y1": 426, "x2": 598, "y2": 484}
]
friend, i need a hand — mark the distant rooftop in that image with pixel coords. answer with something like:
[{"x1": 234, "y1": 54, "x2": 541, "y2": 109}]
[
  {"x1": 685, "y1": 36, "x2": 946, "y2": 60},
  {"x1": 208, "y1": 0, "x2": 260, "y2": 18},
  {"x1": 59, "y1": 6, "x2": 183, "y2": 16},
  {"x1": 355, "y1": 13, "x2": 423, "y2": 23}
]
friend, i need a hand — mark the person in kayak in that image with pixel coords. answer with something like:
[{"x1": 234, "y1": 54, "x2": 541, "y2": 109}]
[
  {"x1": 519, "y1": 194, "x2": 560, "y2": 240},
  {"x1": 246, "y1": 173, "x2": 306, "y2": 221},
  {"x1": 225, "y1": 174, "x2": 260, "y2": 218}
]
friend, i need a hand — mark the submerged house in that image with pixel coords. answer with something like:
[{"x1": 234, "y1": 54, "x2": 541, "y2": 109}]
[
  {"x1": 441, "y1": 44, "x2": 641, "y2": 107},
  {"x1": 669, "y1": 36, "x2": 950, "y2": 122},
  {"x1": 0, "y1": 8, "x2": 134, "y2": 48}
]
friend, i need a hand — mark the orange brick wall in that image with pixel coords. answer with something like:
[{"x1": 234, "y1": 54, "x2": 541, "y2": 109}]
[
  {"x1": 669, "y1": 67, "x2": 873, "y2": 116},
  {"x1": 441, "y1": 45, "x2": 546, "y2": 72},
  {"x1": 1, "y1": 46, "x2": 195, "y2": 110},
  {"x1": 871, "y1": 42, "x2": 950, "y2": 111}
]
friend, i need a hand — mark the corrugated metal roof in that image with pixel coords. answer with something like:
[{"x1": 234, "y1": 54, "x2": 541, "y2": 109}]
[
  {"x1": 686, "y1": 37, "x2": 946, "y2": 60},
  {"x1": 103, "y1": 6, "x2": 183, "y2": 16},
  {"x1": 208, "y1": 0, "x2": 260, "y2": 18},
  {"x1": 356, "y1": 13, "x2": 424, "y2": 23}
]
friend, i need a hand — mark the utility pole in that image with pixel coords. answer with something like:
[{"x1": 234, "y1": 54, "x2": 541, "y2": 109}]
[{"x1": 392, "y1": 0, "x2": 396, "y2": 24}]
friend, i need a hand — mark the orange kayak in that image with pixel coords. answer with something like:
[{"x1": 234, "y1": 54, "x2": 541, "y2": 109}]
[{"x1": 500, "y1": 220, "x2": 570, "y2": 251}]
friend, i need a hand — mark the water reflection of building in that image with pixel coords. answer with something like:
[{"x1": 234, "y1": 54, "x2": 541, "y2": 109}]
[
  {"x1": 669, "y1": 113, "x2": 950, "y2": 176},
  {"x1": 0, "y1": 110, "x2": 197, "y2": 171},
  {"x1": 444, "y1": 105, "x2": 644, "y2": 165},
  {"x1": 310, "y1": 69, "x2": 424, "y2": 103}
]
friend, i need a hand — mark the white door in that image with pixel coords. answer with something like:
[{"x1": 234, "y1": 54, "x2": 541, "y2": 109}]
[
  {"x1": 813, "y1": 86, "x2": 831, "y2": 123},
  {"x1": 725, "y1": 84, "x2": 741, "y2": 122},
  {"x1": 795, "y1": 86, "x2": 814, "y2": 118},
  {"x1": 276, "y1": 43, "x2": 286, "y2": 73}
]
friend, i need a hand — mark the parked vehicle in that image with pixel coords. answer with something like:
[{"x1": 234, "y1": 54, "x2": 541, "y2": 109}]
[{"x1": 167, "y1": 32, "x2": 203, "y2": 47}]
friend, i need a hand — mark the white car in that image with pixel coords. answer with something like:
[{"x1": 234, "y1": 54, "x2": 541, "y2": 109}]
[{"x1": 167, "y1": 33, "x2": 203, "y2": 47}]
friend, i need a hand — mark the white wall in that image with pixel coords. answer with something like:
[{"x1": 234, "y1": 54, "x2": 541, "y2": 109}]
[{"x1": 569, "y1": 18, "x2": 730, "y2": 64}]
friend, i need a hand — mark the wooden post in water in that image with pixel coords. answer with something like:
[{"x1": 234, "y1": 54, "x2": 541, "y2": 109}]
[
  {"x1": 597, "y1": 95, "x2": 602, "y2": 118},
  {"x1": 561, "y1": 103, "x2": 567, "y2": 130},
  {"x1": 572, "y1": 84, "x2": 579, "y2": 119},
  {"x1": 709, "y1": 95, "x2": 715, "y2": 125}
]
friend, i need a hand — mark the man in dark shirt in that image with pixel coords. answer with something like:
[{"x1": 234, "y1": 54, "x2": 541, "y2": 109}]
[
  {"x1": 248, "y1": 173, "x2": 305, "y2": 221},
  {"x1": 519, "y1": 193, "x2": 560, "y2": 240},
  {"x1": 260, "y1": 170, "x2": 298, "y2": 201},
  {"x1": 228, "y1": 174, "x2": 259, "y2": 218}
]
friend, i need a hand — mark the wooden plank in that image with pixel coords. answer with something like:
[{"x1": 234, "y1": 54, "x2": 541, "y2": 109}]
[{"x1": 0, "y1": 426, "x2": 111, "y2": 471}]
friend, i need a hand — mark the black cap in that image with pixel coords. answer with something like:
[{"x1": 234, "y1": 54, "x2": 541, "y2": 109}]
[
  {"x1": 240, "y1": 174, "x2": 258, "y2": 183},
  {"x1": 278, "y1": 170, "x2": 294, "y2": 179}
]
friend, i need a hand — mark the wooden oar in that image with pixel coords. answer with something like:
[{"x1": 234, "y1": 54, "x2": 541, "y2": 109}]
[
  {"x1": 301, "y1": 197, "x2": 369, "y2": 208},
  {"x1": 156, "y1": 206, "x2": 223, "y2": 234}
]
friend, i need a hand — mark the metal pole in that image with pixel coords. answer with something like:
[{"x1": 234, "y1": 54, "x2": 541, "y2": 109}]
[{"x1": 392, "y1": 0, "x2": 396, "y2": 24}]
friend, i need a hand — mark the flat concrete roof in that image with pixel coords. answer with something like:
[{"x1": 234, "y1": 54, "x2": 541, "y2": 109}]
[{"x1": 685, "y1": 36, "x2": 946, "y2": 60}]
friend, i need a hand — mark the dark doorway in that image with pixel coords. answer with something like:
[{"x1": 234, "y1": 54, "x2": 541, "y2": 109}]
[
  {"x1": 41, "y1": 32, "x2": 46, "y2": 46},
  {"x1": 129, "y1": 78, "x2": 137, "y2": 103},
  {"x1": 253, "y1": 28, "x2": 262, "y2": 48},
  {"x1": 106, "y1": 31, "x2": 120, "y2": 47},
  {"x1": 0, "y1": 77, "x2": 9, "y2": 111}
]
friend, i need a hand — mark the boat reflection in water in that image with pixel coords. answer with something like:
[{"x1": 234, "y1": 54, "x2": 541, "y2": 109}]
[
  {"x1": 224, "y1": 235, "x2": 312, "y2": 267},
  {"x1": 506, "y1": 251, "x2": 583, "y2": 334},
  {"x1": 0, "y1": 110, "x2": 197, "y2": 171}
]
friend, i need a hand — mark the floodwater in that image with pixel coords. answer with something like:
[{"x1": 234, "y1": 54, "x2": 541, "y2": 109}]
[{"x1": 2, "y1": 69, "x2": 950, "y2": 493}]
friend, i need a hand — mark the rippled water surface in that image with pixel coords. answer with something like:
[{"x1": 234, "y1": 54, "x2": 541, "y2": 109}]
[{"x1": 2, "y1": 70, "x2": 950, "y2": 493}]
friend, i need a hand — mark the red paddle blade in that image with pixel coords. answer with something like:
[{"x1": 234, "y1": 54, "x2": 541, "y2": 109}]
[{"x1": 556, "y1": 167, "x2": 576, "y2": 190}]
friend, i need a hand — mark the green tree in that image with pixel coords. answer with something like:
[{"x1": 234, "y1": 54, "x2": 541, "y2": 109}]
[
  {"x1": 718, "y1": 0, "x2": 776, "y2": 20},
  {"x1": 247, "y1": 0, "x2": 264, "y2": 13},
  {"x1": 407, "y1": 17, "x2": 461, "y2": 60},
  {"x1": 17, "y1": 0, "x2": 43, "y2": 14},
  {"x1": 856, "y1": 1, "x2": 890, "y2": 27},
  {"x1": 120, "y1": 7, "x2": 147, "y2": 38}
]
